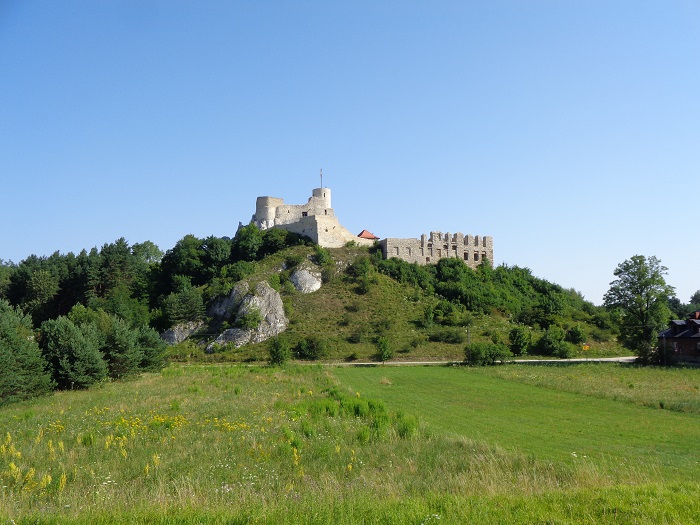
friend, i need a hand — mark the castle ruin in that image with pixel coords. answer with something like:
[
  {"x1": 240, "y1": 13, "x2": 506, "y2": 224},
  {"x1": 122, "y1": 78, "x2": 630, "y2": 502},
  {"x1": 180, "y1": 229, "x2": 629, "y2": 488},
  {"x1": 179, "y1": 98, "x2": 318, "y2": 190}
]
[
  {"x1": 248, "y1": 185, "x2": 493, "y2": 267},
  {"x1": 380, "y1": 231, "x2": 493, "y2": 269},
  {"x1": 250, "y1": 187, "x2": 375, "y2": 248}
]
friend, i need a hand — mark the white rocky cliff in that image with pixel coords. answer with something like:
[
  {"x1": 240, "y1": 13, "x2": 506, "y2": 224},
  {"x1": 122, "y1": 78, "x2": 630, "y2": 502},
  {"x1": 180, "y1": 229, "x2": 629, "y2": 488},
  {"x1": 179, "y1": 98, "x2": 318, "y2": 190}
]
[{"x1": 206, "y1": 282, "x2": 288, "y2": 352}]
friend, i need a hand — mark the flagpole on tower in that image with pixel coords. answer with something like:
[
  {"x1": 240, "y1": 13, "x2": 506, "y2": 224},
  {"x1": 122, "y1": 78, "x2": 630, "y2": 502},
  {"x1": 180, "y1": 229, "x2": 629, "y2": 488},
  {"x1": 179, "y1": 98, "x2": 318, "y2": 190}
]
[{"x1": 320, "y1": 168, "x2": 323, "y2": 189}]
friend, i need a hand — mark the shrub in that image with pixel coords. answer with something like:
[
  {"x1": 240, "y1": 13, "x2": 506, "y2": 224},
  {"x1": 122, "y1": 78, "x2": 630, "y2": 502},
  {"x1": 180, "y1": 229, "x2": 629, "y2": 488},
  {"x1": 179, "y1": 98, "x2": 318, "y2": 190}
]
[
  {"x1": 566, "y1": 324, "x2": 587, "y2": 345},
  {"x1": 428, "y1": 327, "x2": 467, "y2": 344},
  {"x1": 268, "y1": 337, "x2": 291, "y2": 366},
  {"x1": 39, "y1": 316, "x2": 107, "y2": 389},
  {"x1": 222, "y1": 260, "x2": 256, "y2": 282},
  {"x1": 268, "y1": 274, "x2": 281, "y2": 291},
  {"x1": 295, "y1": 336, "x2": 329, "y2": 360},
  {"x1": 373, "y1": 317, "x2": 394, "y2": 334},
  {"x1": 285, "y1": 255, "x2": 304, "y2": 268},
  {"x1": 348, "y1": 256, "x2": 373, "y2": 279},
  {"x1": 464, "y1": 342, "x2": 512, "y2": 366},
  {"x1": 314, "y1": 245, "x2": 332, "y2": 266},
  {"x1": 537, "y1": 325, "x2": 568, "y2": 357},
  {"x1": 236, "y1": 306, "x2": 262, "y2": 330},
  {"x1": 554, "y1": 342, "x2": 576, "y2": 359},
  {"x1": 422, "y1": 305, "x2": 435, "y2": 328},
  {"x1": 347, "y1": 330, "x2": 363, "y2": 344},
  {"x1": 509, "y1": 324, "x2": 533, "y2": 356},
  {"x1": 166, "y1": 340, "x2": 203, "y2": 361},
  {"x1": 376, "y1": 336, "x2": 393, "y2": 362},
  {"x1": 355, "y1": 275, "x2": 373, "y2": 295},
  {"x1": 345, "y1": 302, "x2": 360, "y2": 313}
]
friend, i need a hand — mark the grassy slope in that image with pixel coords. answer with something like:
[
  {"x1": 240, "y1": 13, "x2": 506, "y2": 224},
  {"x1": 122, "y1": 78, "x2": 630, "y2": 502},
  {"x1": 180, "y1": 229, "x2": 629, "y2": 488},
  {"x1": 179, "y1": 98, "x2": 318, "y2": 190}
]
[
  {"x1": 332, "y1": 365, "x2": 700, "y2": 480},
  {"x1": 2, "y1": 363, "x2": 700, "y2": 523},
  {"x1": 195, "y1": 245, "x2": 625, "y2": 363}
]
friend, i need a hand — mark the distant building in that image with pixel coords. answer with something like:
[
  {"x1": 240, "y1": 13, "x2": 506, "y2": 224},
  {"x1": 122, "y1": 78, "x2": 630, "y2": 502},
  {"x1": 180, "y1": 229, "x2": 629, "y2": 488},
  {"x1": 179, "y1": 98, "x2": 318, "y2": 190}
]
[
  {"x1": 379, "y1": 231, "x2": 493, "y2": 270},
  {"x1": 246, "y1": 185, "x2": 494, "y2": 268},
  {"x1": 658, "y1": 311, "x2": 700, "y2": 363},
  {"x1": 248, "y1": 187, "x2": 374, "y2": 248}
]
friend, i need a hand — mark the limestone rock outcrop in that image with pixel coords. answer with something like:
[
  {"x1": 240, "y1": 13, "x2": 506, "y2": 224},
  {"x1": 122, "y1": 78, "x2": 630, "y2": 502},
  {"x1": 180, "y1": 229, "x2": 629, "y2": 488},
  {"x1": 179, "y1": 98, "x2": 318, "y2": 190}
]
[
  {"x1": 161, "y1": 321, "x2": 204, "y2": 345},
  {"x1": 206, "y1": 281, "x2": 249, "y2": 320},
  {"x1": 206, "y1": 281, "x2": 287, "y2": 352},
  {"x1": 290, "y1": 266, "x2": 322, "y2": 294}
]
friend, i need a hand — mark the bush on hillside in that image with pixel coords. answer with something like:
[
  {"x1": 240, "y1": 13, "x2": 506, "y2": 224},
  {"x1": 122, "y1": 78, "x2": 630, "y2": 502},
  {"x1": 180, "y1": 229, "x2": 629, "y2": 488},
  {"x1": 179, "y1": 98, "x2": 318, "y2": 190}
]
[
  {"x1": 296, "y1": 336, "x2": 329, "y2": 360},
  {"x1": 464, "y1": 342, "x2": 512, "y2": 366},
  {"x1": 536, "y1": 325, "x2": 576, "y2": 358},
  {"x1": 428, "y1": 327, "x2": 467, "y2": 344},
  {"x1": 0, "y1": 300, "x2": 54, "y2": 406},
  {"x1": 236, "y1": 306, "x2": 263, "y2": 330},
  {"x1": 509, "y1": 324, "x2": 533, "y2": 356},
  {"x1": 39, "y1": 316, "x2": 107, "y2": 389},
  {"x1": 566, "y1": 324, "x2": 587, "y2": 345},
  {"x1": 314, "y1": 245, "x2": 332, "y2": 267},
  {"x1": 268, "y1": 336, "x2": 292, "y2": 366},
  {"x1": 375, "y1": 336, "x2": 393, "y2": 362}
]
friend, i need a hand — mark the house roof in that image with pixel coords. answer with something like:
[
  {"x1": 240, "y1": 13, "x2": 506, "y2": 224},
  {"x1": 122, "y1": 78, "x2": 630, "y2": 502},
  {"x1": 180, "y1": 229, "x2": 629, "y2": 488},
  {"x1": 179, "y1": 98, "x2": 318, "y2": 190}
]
[
  {"x1": 659, "y1": 322, "x2": 700, "y2": 339},
  {"x1": 357, "y1": 229, "x2": 380, "y2": 240}
]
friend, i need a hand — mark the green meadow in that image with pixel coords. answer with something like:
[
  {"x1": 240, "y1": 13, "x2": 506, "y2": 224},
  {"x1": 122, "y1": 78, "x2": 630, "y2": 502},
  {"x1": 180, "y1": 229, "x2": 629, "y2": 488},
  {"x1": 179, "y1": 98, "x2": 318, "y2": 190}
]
[{"x1": 2, "y1": 363, "x2": 700, "y2": 524}]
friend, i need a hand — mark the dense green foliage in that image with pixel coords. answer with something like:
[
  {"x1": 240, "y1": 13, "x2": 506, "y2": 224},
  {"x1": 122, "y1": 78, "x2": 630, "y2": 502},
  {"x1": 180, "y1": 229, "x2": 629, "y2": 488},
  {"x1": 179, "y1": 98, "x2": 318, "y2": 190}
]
[
  {"x1": 2, "y1": 225, "x2": 693, "y2": 408},
  {"x1": 39, "y1": 315, "x2": 108, "y2": 389},
  {"x1": 295, "y1": 335, "x2": 330, "y2": 360},
  {"x1": 268, "y1": 336, "x2": 292, "y2": 365},
  {"x1": 604, "y1": 255, "x2": 675, "y2": 362},
  {"x1": 464, "y1": 341, "x2": 512, "y2": 365},
  {"x1": 0, "y1": 228, "x2": 311, "y2": 404},
  {"x1": 0, "y1": 300, "x2": 54, "y2": 406},
  {"x1": 372, "y1": 254, "x2": 617, "y2": 358}
]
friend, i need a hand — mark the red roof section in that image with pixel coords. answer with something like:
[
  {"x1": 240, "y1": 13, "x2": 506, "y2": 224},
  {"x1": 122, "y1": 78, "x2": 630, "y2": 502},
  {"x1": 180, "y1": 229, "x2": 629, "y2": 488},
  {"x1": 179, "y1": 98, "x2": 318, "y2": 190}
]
[{"x1": 357, "y1": 229, "x2": 379, "y2": 240}]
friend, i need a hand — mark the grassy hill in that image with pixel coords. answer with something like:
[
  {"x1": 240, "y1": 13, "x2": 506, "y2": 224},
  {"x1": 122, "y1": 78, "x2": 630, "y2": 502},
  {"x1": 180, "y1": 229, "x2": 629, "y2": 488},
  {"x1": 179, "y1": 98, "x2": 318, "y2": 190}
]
[{"x1": 173, "y1": 244, "x2": 625, "y2": 363}]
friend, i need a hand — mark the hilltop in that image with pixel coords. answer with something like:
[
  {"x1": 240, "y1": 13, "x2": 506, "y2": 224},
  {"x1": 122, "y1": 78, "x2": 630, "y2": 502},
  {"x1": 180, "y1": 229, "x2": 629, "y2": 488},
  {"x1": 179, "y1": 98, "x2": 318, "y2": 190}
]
[{"x1": 165, "y1": 242, "x2": 624, "y2": 364}]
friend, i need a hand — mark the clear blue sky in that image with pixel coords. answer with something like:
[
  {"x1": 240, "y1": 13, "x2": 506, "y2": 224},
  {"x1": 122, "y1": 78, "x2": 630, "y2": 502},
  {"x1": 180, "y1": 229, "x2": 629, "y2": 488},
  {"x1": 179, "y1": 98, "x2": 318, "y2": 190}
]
[{"x1": 1, "y1": 1, "x2": 698, "y2": 305}]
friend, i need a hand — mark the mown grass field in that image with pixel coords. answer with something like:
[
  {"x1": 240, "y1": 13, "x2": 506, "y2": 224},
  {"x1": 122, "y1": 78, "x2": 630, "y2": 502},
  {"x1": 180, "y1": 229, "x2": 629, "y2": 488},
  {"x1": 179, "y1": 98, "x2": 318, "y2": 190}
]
[
  {"x1": 2, "y1": 363, "x2": 699, "y2": 524},
  {"x1": 333, "y1": 364, "x2": 700, "y2": 478}
]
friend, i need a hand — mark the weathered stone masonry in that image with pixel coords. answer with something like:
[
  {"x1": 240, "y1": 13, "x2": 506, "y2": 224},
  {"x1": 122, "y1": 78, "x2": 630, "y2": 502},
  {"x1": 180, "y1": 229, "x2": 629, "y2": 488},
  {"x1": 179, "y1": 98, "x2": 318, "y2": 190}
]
[
  {"x1": 380, "y1": 231, "x2": 493, "y2": 269},
  {"x1": 247, "y1": 186, "x2": 494, "y2": 267},
  {"x1": 249, "y1": 187, "x2": 374, "y2": 248}
]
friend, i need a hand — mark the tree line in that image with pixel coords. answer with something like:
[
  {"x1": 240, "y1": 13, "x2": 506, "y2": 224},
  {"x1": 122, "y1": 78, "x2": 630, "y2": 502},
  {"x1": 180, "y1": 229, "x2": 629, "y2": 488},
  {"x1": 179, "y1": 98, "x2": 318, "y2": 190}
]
[
  {"x1": 366, "y1": 250, "x2": 696, "y2": 364},
  {"x1": 0, "y1": 225, "x2": 695, "y2": 404},
  {"x1": 0, "y1": 225, "x2": 310, "y2": 405}
]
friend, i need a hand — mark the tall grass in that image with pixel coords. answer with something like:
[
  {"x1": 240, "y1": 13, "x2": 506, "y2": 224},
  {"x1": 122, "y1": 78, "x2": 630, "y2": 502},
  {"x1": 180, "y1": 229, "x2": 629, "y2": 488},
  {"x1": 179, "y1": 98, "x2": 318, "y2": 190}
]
[{"x1": 1, "y1": 364, "x2": 699, "y2": 523}]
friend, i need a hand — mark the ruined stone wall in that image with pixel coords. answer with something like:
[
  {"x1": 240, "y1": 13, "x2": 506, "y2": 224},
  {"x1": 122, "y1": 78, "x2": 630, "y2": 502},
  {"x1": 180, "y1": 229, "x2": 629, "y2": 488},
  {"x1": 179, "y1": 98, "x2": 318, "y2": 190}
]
[
  {"x1": 253, "y1": 188, "x2": 334, "y2": 229},
  {"x1": 380, "y1": 231, "x2": 493, "y2": 269},
  {"x1": 249, "y1": 187, "x2": 372, "y2": 248},
  {"x1": 276, "y1": 215, "x2": 373, "y2": 248}
]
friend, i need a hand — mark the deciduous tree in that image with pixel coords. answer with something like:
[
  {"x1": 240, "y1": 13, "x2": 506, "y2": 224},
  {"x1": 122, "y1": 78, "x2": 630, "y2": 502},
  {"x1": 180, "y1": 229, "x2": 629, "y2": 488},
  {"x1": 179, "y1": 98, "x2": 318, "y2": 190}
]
[{"x1": 603, "y1": 255, "x2": 675, "y2": 362}]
